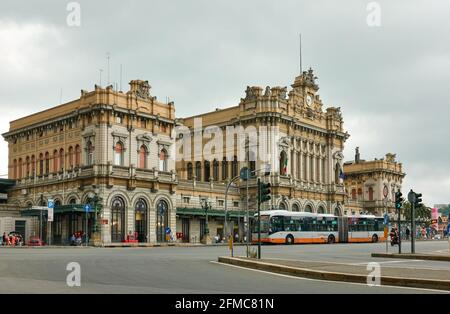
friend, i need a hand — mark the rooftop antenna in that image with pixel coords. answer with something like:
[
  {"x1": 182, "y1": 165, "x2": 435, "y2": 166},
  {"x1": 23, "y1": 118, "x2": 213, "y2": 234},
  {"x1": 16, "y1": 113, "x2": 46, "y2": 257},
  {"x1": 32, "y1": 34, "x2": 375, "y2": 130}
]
[
  {"x1": 106, "y1": 52, "x2": 111, "y2": 86},
  {"x1": 99, "y1": 69, "x2": 103, "y2": 86},
  {"x1": 299, "y1": 33, "x2": 302, "y2": 75}
]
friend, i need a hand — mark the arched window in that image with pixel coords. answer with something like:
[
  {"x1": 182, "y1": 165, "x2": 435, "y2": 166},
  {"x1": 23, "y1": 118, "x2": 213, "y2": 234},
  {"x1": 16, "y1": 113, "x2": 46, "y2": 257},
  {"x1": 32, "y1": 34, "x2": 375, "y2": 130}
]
[
  {"x1": 302, "y1": 154, "x2": 307, "y2": 180},
  {"x1": 114, "y1": 142, "x2": 124, "y2": 166},
  {"x1": 45, "y1": 152, "x2": 50, "y2": 174},
  {"x1": 139, "y1": 145, "x2": 147, "y2": 169},
  {"x1": 292, "y1": 203, "x2": 300, "y2": 212},
  {"x1": 31, "y1": 155, "x2": 35, "y2": 176},
  {"x1": 204, "y1": 160, "x2": 211, "y2": 182},
  {"x1": 59, "y1": 148, "x2": 65, "y2": 171},
  {"x1": 280, "y1": 151, "x2": 287, "y2": 175},
  {"x1": 187, "y1": 162, "x2": 193, "y2": 180},
  {"x1": 334, "y1": 207, "x2": 342, "y2": 216},
  {"x1": 316, "y1": 157, "x2": 320, "y2": 182},
  {"x1": 317, "y1": 206, "x2": 325, "y2": 214},
  {"x1": 310, "y1": 155, "x2": 314, "y2": 181},
  {"x1": 68, "y1": 198, "x2": 77, "y2": 205},
  {"x1": 18, "y1": 158, "x2": 23, "y2": 179},
  {"x1": 195, "y1": 161, "x2": 201, "y2": 181},
  {"x1": 25, "y1": 156, "x2": 30, "y2": 177},
  {"x1": 39, "y1": 153, "x2": 44, "y2": 176},
  {"x1": 351, "y1": 189, "x2": 357, "y2": 200},
  {"x1": 156, "y1": 199, "x2": 169, "y2": 243},
  {"x1": 111, "y1": 196, "x2": 125, "y2": 242},
  {"x1": 279, "y1": 202, "x2": 286, "y2": 210},
  {"x1": 13, "y1": 159, "x2": 17, "y2": 179},
  {"x1": 68, "y1": 146, "x2": 74, "y2": 168},
  {"x1": 322, "y1": 158, "x2": 326, "y2": 183},
  {"x1": 159, "y1": 149, "x2": 168, "y2": 171},
  {"x1": 135, "y1": 198, "x2": 148, "y2": 242},
  {"x1": 232, "y1": 156, "x2": 238, "y2": 178},
  {"x1": 304, "y1": 204, "x2": 313, "y2": 213},
  {"x1": 53, "y1": 150, "x2": 59, "y2": 173},
  {"x1": 213, "y1": 159, "x2": 219, "y2": 181},
  {"x1": 368, "y1": 187, "x2": 374, "y2": 201},
  {"x1": 86, "y1": 141, "x2": 94, "y2": 166},
  {"x1": 222, "y1": 157, "x2": 228, "y2": 180},
  {"x1": 248, "y1": 150, "x2": 256, "y2": 173},
  {"x1": 75, "y1": 145, "x2": 81, "y2": 166}
]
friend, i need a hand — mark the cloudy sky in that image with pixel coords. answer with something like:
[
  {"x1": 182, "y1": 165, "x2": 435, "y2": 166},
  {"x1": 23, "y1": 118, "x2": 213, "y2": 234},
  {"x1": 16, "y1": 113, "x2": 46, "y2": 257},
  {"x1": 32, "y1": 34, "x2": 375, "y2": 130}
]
[{"x1": 0, "y1": 0, "x2": 448, "y2": 206}]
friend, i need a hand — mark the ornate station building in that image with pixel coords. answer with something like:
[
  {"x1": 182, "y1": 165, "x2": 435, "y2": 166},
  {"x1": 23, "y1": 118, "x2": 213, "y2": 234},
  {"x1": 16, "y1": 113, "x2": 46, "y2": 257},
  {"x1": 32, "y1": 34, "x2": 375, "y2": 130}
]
[
  {"x1": 175, "y1": 69, "x2": 349, "y2": 242},
  {"x1": 3, "y1": 80, "x2": 177, "y2": 244},
  {"x1": 2, "y1": 69, "x2": 376, "y2": 245},
  {"x1": 343, "y1": 147, "x2": 405, "y2": 217}
]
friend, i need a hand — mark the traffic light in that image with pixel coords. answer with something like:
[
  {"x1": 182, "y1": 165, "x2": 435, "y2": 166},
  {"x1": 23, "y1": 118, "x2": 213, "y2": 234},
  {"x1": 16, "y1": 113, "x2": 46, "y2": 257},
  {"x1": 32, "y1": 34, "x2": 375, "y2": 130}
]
[
  {"x1": 395, "y1": 191, "x2": 404, "y2": 210},
  {"x1": 414, "y1": 193, "x2": 423, "y2": 207},
  {"x1": 258, "y1": 181, "x2": 271, "y2": 204}
]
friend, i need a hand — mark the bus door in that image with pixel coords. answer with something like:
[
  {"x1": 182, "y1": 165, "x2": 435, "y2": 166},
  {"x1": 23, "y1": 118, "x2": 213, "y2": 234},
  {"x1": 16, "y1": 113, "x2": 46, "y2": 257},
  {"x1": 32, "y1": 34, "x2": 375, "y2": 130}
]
[{"x1": 338, "y1": 217, "x2": 348, "y2": 243}]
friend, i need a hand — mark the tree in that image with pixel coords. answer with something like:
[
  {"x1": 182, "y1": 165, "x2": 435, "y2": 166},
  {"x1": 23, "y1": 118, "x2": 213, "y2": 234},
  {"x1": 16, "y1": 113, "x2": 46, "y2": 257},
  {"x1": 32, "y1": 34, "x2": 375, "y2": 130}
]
[{"x1": 402, "y1": 201, "x2": 431, "y2": 224}]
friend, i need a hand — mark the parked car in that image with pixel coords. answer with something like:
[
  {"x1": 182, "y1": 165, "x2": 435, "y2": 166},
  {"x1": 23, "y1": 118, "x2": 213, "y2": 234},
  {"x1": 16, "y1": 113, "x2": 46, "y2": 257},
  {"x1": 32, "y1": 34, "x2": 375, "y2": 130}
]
[{"x1": 28, "y1": 236, "x2": 45, "y2": 246}]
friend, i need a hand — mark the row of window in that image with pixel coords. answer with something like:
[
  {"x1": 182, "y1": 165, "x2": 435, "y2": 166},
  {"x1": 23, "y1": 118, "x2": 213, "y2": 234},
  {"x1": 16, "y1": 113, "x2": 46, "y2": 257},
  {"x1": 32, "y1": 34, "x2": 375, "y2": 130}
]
[
  {"x1": 11, "y1": 145, "x2": 82, "y2": 179},
  {"x1": 11, "y1": 141, "x2": 170, "y2": 179}
]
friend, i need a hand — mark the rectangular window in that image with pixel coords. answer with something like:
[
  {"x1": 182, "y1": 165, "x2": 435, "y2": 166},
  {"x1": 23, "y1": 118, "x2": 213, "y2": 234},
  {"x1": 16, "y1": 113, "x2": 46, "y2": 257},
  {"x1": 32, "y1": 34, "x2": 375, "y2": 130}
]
[
  {"x1": 182, "y1": 197, "x2": 190, "y2": 204},
  {"x1": 233, "y1": 201, "x2": 239, "y2": 208},
  {"x1": 116, "y1": 116, "x2": 123, "y2": 124},
  {"x1": 218, "y1": 200, "x2": 224, "y2": 206}
]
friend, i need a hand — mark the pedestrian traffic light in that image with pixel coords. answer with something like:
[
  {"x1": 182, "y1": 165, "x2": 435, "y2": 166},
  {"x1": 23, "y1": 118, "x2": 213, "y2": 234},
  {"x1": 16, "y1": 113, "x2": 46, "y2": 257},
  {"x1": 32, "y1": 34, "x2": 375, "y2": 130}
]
[
  {"x1": 258, "y1": 182, "x2": 271, "y2": 204},
  {"x1": 414, "y1": 192, "x2": 423, "y2": 207},
  {"x1": 395, "y1": 191, "x2": 404, "y2": 210}
]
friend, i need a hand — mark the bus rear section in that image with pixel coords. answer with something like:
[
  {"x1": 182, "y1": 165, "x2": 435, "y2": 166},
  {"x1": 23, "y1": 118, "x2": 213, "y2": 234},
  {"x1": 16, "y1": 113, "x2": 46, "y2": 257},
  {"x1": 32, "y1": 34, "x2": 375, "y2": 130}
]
[
  {"x1": 340, "y1": 215, "x2": 386, "y2": 243},
  {"x1": 251, "y1": 211, "x2": 339, "y2": 244}
]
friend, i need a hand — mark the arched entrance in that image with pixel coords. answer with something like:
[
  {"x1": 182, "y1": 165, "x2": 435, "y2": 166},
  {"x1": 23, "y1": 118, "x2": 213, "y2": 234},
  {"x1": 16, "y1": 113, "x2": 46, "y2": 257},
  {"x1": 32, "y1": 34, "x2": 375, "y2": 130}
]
[
  {"x1": 156, "y1": 199, "x2": 169, "y2": 242},
  {"x1": 111, "y1": 196, "x2": 125, "y2": 242},
  {"x1": 135, "y1": 198, "x2": 148, "y2": 242}
]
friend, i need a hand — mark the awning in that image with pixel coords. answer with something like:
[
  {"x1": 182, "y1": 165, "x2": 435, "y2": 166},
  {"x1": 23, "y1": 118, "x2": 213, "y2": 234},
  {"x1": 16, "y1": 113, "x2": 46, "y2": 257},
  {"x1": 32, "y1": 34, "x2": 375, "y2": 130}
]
[
  {"x1": 21, "y1": 204, "x2": 101, "y2": 217},
  {"x1": 176, "y1": 207, "x2": 255, "y2": 219}
]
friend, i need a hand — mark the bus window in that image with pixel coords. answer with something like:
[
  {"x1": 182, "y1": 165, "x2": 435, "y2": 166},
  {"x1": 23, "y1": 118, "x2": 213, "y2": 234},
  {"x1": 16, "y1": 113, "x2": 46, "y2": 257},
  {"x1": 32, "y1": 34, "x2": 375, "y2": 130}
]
[{"x1": 271, "y1": 216, "x2": 284, "y2": 233}]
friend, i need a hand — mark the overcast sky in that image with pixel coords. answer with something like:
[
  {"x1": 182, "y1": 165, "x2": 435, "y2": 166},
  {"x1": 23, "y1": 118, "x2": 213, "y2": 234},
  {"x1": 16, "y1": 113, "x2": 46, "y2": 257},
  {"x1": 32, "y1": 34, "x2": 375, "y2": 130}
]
[{"x1": 0, "y1": 0, "x2": 448, "y2": 206}]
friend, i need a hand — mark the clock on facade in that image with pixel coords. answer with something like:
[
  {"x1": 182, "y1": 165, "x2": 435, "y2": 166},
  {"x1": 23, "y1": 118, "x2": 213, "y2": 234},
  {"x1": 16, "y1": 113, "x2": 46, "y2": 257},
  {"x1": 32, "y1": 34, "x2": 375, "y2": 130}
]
[{"x1": 306, "y1": 95, "x2": 313, "y2": 106}]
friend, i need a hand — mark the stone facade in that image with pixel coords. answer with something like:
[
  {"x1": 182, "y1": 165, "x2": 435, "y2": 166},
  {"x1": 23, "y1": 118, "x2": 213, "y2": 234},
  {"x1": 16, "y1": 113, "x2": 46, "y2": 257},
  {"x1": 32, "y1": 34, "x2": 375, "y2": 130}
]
[
  {"x1": 3, "y1": 80, "x2": 177, "y2": 244},
  {"x1": 343, "y1": 147, "x2": 405, "y2": 217}
]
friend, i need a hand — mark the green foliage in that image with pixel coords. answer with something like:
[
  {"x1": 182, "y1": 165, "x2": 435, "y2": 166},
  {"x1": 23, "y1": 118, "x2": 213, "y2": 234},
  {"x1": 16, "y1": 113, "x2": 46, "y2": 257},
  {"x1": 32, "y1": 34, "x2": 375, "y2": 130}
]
[{"x1": 402, "y1": 201, "x2": 431, "y2": 222}]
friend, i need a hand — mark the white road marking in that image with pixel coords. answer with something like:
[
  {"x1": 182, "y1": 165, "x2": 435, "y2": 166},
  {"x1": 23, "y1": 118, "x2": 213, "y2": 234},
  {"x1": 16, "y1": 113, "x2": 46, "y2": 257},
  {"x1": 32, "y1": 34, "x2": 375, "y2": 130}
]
[
  {"x1": 210, "y1": 261, "x2": 450, "y2": 293},
  {"x1": 350, "y1": 260, "x2": 422, "y2": 265}
]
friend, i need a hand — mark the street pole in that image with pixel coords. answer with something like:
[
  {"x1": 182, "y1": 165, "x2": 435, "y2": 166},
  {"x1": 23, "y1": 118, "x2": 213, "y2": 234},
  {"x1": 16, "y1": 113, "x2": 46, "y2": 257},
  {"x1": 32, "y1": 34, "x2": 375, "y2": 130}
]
[
  {"x1": 246, "y1": 175, "x2": 249, "y2": 258},
  {"x1": 40, "y1": 209, "x2": 43, "y2": 243},
  {"x1": 257, "y1": 177, "x2": 261, "y2": 259},
  {"x1": 85, "y1": 210, "x2": 88, "y2": 247},
  {"x1": 411, "y1": 202, "x2": 415, "y2": 254},
  {"x1": 397, "y1": 203, "x2": 402, "y2": 254}
]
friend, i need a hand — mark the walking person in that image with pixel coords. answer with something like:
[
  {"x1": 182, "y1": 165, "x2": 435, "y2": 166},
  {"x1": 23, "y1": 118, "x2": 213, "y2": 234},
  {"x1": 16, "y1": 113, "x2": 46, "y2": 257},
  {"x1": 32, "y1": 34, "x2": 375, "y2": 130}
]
[{"x1": 405, "y1": 227, "x2": 410, "y2": 241}]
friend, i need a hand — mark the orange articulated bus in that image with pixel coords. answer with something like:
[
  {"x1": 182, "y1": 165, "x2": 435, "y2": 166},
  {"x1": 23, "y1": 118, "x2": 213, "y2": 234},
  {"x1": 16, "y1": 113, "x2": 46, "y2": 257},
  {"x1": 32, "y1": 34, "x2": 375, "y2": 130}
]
[{"x1": 251, "y1": 210, "x2": 386, "y2": 245}]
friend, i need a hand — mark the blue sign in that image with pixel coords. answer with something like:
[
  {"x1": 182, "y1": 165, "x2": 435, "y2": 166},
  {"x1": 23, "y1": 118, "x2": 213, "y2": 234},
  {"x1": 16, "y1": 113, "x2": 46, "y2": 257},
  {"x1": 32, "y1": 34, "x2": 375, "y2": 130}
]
[
  {"x1": 383, "y1": 213, "x2": 389, "y2": 225},
  {"x1": 165, "y1": 227, "x2": 171, "y2": 235},
  {"x1": 84, "y1": 204, "x2": 92, "y2": 213},
  {"x1": 47, "y1": 199, "x2": 54, "y2": 209}
]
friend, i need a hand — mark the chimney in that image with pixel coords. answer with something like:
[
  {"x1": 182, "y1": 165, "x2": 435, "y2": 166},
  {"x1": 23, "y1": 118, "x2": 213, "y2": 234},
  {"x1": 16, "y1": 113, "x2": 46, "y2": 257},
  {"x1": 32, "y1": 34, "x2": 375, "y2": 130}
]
[{"x1": 355, "y1": 147, "x2": 360, "y2": 163}]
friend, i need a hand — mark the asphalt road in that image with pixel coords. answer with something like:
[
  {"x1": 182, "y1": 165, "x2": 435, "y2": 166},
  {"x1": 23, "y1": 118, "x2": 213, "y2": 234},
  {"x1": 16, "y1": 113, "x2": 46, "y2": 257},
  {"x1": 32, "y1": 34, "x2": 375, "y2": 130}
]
[{"x1": 0, "y1": 240, "x2": 448, "y2": 294}]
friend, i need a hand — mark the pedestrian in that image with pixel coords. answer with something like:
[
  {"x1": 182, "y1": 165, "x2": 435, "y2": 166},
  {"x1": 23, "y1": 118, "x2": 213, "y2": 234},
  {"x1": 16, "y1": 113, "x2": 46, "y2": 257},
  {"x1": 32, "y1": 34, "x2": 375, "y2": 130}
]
[
  {"x1": 2, "y1": 232, "x2": 7, "y2": 246},
  {"x1": 405, "y1": 227, "x2": 410, "y2": 240}
]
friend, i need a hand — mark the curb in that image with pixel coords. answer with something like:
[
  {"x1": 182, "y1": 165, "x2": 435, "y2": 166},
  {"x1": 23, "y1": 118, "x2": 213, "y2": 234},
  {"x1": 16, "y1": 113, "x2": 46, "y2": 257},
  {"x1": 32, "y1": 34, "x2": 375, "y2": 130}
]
[
  {"x1": 218, "y1": 256, "x2": 450, "y2": 291},
  {"x1": 371, "y1": 253, "x2": 450, "y2": 262}
]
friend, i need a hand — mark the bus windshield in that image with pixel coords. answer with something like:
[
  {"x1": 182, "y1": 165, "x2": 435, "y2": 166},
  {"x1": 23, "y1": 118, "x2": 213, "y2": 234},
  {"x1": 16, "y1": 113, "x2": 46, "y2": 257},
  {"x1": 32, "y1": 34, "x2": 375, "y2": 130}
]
[{"x1": 252, "y1": 215, "x2": 270, "y2": 233}]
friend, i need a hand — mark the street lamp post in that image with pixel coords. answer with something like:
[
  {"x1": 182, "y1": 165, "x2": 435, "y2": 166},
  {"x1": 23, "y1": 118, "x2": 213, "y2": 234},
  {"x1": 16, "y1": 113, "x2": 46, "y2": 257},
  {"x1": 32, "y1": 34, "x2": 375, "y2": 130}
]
[{"x1": 201, "y1": 199, "x2": 212, "y2": 244}]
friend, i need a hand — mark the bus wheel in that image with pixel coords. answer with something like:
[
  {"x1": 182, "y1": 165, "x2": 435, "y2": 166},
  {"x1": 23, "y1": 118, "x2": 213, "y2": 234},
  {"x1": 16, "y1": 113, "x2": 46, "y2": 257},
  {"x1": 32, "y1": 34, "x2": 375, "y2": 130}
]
[
  {"x1": 371, "y1": 235, "x2": 378, "y2": 243},
  {"x1": 327, "y1": 235, "x2": 335, "y2": 244},
  {"x1": 285, "y1": 235, "x2": 294, "y2": 245}
]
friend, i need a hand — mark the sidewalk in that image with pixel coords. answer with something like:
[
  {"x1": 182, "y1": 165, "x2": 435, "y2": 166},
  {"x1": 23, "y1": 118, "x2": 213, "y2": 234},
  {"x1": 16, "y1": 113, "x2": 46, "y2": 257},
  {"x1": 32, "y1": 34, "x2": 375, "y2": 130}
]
[
  {"x1": 218, "y1": 256, "x2": 450, "y2": 291},
  {"x1": 0, "y1": 242, "x2": 247, "y2": 249}
]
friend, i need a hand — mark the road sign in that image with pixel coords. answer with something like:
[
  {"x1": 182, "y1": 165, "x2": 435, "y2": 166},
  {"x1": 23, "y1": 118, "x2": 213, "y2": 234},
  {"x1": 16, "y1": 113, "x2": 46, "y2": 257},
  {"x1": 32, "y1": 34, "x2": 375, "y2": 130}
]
[
  {"x1": 240, "y1": 167, "x2": 250, "y2": 180},
  {"x1": 408, "y1": 190, "x2": 416, "y2": 203},
  {"x1": 84, "y1": 204, "x2": 92, "y2": 213},
  {"x1": 165, "y1": 227, "x2": 171, "y2": 235},
  {"x1": 264, "y1": 163, "x2": 271, "y2": 176},
  {"x1": 47, "y1": 199, "x2": 54, "y2": 222}
]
